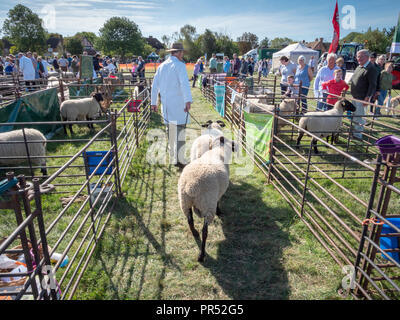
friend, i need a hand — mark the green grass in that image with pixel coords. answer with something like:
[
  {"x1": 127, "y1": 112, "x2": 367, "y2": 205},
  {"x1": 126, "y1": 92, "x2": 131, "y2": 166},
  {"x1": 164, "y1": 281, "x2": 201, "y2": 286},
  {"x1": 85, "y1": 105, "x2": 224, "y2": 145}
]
[
  {"x1": 3, "y1": 72, "x2": 397, "y2": 299},
  {"x1": 73, "y1": 87, "x2": 345, "y2": 300}
]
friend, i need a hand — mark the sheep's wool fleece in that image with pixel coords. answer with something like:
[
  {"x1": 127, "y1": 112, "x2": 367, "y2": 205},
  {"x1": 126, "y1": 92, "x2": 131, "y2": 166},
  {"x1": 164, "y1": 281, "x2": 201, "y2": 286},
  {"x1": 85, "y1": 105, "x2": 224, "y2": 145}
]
[
  {"x1": 0, "y1": 129, "x2": 46, "y2": 165},
  {"x1": 178, "y1": 151, "x2": 230, "y2": 224},
  {"x1": 60, "y1": 97, "x2": 100, "y2": 120},
  {"x1": 298, "y1": 100, "x2": 344, "y2": 138},
  {"x1": 190, "y1": 124, "x2": 223, "y2": 162}
]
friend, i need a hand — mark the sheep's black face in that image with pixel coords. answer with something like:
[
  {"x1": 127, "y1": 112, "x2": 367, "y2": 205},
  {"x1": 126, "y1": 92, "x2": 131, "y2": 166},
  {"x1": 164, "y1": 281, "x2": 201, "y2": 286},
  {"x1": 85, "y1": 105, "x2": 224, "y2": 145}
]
[
  {"x1": 216, "y1": 120, "x2": 225, "y2": 127},
  {"x1": 202, "y1": 120, "x2": 213, "y2": 128},
  {"x1": 93, "y1": 93, "x2": 104, "y2": 103},
  {"x1": 342, "y1": 100, "x2": 356, "y2": 112},
  {"x1": 202, "y1": 120, "x2": 225, "y2": 129}
]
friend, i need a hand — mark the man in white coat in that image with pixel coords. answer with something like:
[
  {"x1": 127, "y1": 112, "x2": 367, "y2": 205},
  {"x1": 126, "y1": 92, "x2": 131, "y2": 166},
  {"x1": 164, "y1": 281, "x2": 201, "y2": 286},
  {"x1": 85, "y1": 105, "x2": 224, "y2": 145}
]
[
  {"x1": 18, "y1": 52, "x2": 36, "y2": 91},
  {"x1": 151, "y1": 42, "x2": 192, "y2": 169}
]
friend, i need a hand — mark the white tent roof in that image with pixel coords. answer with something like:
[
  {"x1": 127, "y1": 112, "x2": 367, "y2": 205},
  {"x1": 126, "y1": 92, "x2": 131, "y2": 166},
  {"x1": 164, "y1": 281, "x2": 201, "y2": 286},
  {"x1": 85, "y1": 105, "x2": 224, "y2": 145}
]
[
  {"x1": 272, "y1": 42, "x2": 319, "y2": 71},
  {"x1": 273, "y1": 42, "x2": 319, "y2": 57},
  {"x1": 244, "y1": 48, "x2": 258, "y2": 56}
]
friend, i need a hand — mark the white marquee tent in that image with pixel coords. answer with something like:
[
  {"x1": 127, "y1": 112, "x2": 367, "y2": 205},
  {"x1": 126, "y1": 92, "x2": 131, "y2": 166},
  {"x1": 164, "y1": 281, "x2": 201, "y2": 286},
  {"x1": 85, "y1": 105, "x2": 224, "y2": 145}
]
[
  {"x1": 272, "y1": 42, "x2": 320, "y2": 72},
  {"x1": 243, "y1": 48, "x2": 258, "y2": 61}
]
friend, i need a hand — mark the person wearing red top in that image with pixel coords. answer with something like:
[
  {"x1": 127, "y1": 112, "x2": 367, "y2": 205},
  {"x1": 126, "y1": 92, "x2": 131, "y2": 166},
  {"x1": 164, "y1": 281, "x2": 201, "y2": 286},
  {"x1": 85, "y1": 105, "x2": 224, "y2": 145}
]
[{"x1": 321, "y1": 69, "x2": 349, "y2": 110}]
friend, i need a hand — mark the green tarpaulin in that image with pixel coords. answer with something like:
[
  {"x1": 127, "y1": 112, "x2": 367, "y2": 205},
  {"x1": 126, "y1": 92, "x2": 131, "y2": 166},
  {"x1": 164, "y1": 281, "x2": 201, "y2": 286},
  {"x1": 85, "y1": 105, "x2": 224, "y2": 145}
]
[
  {"x1": 244, "y1": 111, "x2": 273, "y2": 162},
  {"x1": 69, "y1": 78, "x2": 103, "y2": 98},
  {"x1": 80, "y1": 55, "x2": 94, "y2": 79},
  {"x1": 0, "y1": 88, "x2": 61, "y2": 135}
]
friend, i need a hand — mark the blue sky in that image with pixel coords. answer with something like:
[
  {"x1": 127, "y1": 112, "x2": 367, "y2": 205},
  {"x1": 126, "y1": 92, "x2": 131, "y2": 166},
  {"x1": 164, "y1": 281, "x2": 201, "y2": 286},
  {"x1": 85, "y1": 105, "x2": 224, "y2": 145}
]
[{"x1": 0, "y1": 0, "x2": 398, "y2": 43}]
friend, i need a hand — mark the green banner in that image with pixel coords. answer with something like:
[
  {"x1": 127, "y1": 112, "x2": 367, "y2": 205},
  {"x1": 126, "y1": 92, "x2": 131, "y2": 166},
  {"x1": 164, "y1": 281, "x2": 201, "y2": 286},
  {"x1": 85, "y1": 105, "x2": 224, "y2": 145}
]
[
  {"x1": 0, "y1": 88, "x2": 61, "y2": 135},
  {"x1": 244, "y1": 111, "x2": 273, "y2": 162},
  {"x1": 245, "y1": 77, "x2": 254, "y2": 92},
  {"x1": 391, "y1": 13, "x2": 400, "y2": 53},
  {"x1": 198, "y1": 74, "x2": 203, "y2": 88},
  {"x1": 80, "y1": 55, "x2": 94, "y2": 79},
  {"x1": 214, "y1": 84, "x2": 225, "y2": 117}
]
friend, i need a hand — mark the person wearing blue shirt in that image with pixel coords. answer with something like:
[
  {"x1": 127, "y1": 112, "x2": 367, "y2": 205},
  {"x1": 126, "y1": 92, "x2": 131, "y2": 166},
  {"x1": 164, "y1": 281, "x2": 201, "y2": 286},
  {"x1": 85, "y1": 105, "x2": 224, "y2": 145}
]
[
  {"x1": 295, "y1": 55, "x2": 313, "y2": 112},
  {"x1": 199, "y1": 57, "x2": 204, "y2": 73},
  {"x1": 277, "y1": 56, "x2": 296, "y2": 95},
  {"x1": 314, "y1": 53, "x2": 339, "y2": 110},
  {"x1": 223, "y1": 56, "x2": 230, "y2": 74}
]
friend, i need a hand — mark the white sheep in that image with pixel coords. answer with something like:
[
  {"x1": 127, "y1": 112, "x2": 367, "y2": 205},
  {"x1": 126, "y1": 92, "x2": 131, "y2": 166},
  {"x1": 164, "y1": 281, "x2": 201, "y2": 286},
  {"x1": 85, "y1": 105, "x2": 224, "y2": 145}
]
[
  {"x1": 60, "y1": 93, "x2": 105, "y2": 135},
  {"x1": 384, "y1": 95, "x2": 400, "y2": 117},
  {"x1": 48, "y1": 71, "x2": 59, "y2": 78},
  {"x1": 60, "y1": 71, "x2": 75, "y2": 80},
  {"x1": 178, "y1": 136, "x2": 237, "y2": 262},
  {"x1": 296, "y1": 99, "x2": 356, "y2": 153},
  {"x1": 246, "y1": 99, "x2": 297, "y2": 132},
  {"x1": 47, "y1": 76, "x2": 67, "y2": 89},
  {"x1": 0, "y1": 129, "x2": 47, "y2": 176},
  {"x1": 190, "y1": 120, "x2": 225, "y2": 162}
]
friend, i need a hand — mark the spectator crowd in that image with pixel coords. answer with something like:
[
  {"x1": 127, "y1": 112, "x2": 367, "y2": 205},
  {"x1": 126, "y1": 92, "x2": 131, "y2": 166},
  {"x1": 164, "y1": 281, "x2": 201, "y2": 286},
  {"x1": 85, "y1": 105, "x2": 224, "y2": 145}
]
[{"x1": 195, "y1": 48, "x2": 393, "y2": 141}]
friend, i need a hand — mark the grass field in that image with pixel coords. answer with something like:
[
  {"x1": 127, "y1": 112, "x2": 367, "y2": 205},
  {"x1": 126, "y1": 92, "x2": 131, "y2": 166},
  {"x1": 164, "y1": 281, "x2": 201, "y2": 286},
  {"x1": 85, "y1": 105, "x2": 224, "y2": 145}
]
[
  {"x1": 2, "y1": 67, "x2": 399, "y2": 299},
  {"x1": 72, "y1": 86, "x2": 348, "y2": 300}
]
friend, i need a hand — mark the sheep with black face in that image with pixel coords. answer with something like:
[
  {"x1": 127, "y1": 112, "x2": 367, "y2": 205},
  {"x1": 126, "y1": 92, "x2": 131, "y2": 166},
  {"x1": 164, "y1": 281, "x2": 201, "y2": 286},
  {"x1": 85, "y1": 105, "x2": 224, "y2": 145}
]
[
  {"x1": 60, "y1": 92, "x2": 105, "y2": 135},
  {"x1": 190, "y1": 120, "x2": 226, "y2": 162},
  {"x1": 178, "y1": 136, "x2": 237, "y2": 262},
  {"x1": 296, "y1": 99, "x2": 356, "y2": 153}
]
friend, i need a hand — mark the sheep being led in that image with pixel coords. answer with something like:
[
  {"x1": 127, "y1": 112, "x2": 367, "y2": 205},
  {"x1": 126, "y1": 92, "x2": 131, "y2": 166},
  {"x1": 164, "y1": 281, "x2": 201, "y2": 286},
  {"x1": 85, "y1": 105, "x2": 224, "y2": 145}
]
[
  {"x1": 0, "y1": 129, "x2": 47, "y2": 176},
  {"x1": 190, "y1": 120, "x2": 225, "y2": 162},
  {"x1": 296, "y1": 99, "x2": 356, "y2": 154},
  {"x1": 60, "y1": 93, "x2": 105, "y2": 135},
  {"x1": 178, "y1": 136, "x2": 237, "y2": 262}
]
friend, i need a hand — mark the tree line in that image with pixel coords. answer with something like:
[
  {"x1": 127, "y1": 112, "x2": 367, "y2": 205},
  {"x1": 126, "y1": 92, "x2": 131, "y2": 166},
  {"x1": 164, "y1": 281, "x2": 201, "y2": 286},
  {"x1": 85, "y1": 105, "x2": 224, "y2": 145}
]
[
  {"x1": 0, "y1": 4, "x2": 153, "y2": 59},
  {"x1": 160, "y1": 26, "x2": 299, "y2": 62},
  {"x1": 0, "y1": 4, "x2": 396, "y2": 61}
]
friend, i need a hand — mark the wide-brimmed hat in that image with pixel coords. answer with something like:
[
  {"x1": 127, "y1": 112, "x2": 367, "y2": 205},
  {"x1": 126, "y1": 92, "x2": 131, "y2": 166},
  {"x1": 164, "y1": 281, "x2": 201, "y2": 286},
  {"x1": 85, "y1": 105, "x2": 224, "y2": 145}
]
[{"x1": 166, "y1": 42, "x2": 185, "y2": 52}]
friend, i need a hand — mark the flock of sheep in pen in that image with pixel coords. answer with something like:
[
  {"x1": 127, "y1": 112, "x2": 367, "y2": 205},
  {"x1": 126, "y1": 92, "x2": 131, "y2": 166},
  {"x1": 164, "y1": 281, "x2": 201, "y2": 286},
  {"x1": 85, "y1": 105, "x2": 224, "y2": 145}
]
[
  {"x1": 178, "y1": 90, "x2": 361, "y2": 261},
  {"x1": 1, "y1": 73, "x2": 399, "y2": 262},
  {"x1": 179, "y1": 78, "x2": 399, "y2": 261},
  {"x1": 0, "y1": 72, "x2": 115, "y2": 178}
]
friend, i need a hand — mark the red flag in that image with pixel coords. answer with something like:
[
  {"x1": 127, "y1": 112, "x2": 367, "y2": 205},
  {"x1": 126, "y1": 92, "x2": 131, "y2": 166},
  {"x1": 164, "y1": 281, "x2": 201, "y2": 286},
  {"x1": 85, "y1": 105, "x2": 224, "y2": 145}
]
[{"x1": 328, "y1": 1, "x2": 340, "y2": 53}]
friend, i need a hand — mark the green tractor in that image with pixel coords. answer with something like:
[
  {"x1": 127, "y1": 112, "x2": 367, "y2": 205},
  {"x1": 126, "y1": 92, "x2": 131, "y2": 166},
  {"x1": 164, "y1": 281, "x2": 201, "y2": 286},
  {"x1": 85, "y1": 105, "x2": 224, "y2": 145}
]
[{"x1": 336, "y1": 42, "x2": 365, "y2": 70}]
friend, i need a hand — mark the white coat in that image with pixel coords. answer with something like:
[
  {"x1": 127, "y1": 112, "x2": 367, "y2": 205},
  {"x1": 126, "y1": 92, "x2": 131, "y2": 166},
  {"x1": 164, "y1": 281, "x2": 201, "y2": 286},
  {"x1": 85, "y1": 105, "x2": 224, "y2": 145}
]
[
  {"x1": 19, "y1": 56, "x2": 35, "y2": 81},
  {"x1": 151, "y1": 55, "x2": 192, "y2": 125}
]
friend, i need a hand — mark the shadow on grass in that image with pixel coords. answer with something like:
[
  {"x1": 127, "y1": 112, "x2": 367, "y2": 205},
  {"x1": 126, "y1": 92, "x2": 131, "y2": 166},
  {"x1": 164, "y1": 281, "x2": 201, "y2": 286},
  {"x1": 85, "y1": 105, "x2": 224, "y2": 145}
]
[
  {"x1": 76, "y1": 112, "x2": 293, "y2": 300},
  {"x1": 199, "y1": 180, "x2": 292, "y2": 300}
]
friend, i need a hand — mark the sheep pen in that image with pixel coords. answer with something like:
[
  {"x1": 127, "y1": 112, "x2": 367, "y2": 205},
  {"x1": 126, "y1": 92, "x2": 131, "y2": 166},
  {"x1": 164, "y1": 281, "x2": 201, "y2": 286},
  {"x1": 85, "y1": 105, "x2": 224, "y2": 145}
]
[
  {"x1": 0, "y1": 80, "x2": 153, "y2": 300},
  {"x1": 204, "y1": 76, "x2": 400, "y2": 300},
  {"x1": 2, "y1": 67, "x2": 400, "y2": 301}
]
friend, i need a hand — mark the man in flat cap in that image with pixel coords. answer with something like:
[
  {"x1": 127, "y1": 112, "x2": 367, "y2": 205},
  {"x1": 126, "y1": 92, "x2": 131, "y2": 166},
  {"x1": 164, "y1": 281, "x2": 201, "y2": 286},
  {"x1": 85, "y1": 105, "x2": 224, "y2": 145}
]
[{"x1": 151, "y1": 42, "x2": 193, "y2": 169}]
